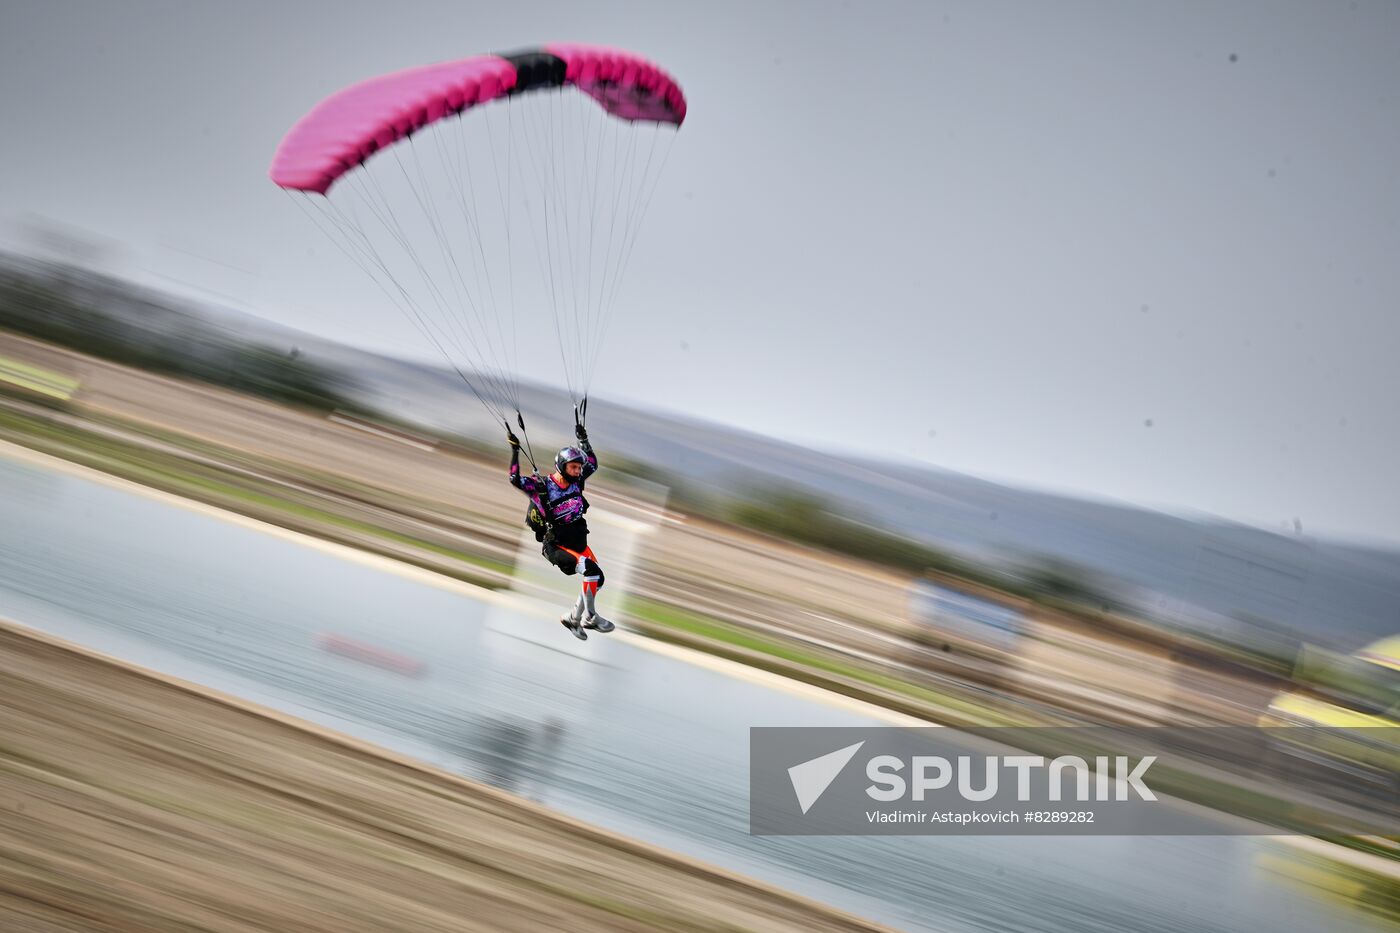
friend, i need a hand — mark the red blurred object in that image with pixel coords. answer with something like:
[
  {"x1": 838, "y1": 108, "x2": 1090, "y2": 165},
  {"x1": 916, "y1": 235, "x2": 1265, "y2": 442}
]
[{"x1": 317, "y1": 633, "x2": 427, "y2": 678}]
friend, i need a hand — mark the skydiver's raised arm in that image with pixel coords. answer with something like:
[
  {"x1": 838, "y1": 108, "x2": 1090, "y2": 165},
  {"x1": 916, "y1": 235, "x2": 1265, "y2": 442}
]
[
  {"x1": 575, "y1": 421, "x2": 597, "y2": 478},
  {"x1": 507, "y1": 429, "x2": 544, "y2": 493}
]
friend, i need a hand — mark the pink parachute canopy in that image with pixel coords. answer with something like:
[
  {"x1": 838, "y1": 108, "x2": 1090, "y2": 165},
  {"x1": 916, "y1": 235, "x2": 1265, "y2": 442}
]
[{"x1": 270, "y1": 43, "x2": 686, "y2": 195}]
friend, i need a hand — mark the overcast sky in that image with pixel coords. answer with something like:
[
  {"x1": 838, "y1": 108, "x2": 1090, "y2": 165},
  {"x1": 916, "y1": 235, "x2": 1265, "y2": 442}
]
[{"x1": 3, "y1": 1, "x2": 1399, "y2": 544}]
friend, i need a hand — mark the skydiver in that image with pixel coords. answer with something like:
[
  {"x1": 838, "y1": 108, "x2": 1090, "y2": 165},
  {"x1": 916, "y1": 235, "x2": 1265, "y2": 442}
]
[{"x1": 507, "y1": 415, "x2": 613, "y2": 640}]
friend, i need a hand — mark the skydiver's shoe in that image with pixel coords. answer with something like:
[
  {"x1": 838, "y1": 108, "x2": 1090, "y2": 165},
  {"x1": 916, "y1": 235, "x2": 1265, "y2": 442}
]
[
  {"x1": 560, "y1": 616, "x2": 588, "y2": 641},
  {"x1": 582, "y1": 613, "x2": 614, "y2": 633}
]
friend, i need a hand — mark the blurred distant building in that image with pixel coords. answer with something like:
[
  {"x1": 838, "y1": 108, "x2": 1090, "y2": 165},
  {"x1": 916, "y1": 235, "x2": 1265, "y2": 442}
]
[{"x1": 908, "y1": 577, "x2": 1025, "y2": 652}]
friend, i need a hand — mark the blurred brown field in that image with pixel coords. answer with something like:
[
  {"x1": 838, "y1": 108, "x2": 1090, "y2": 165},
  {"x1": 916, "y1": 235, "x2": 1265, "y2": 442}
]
[{"x1": 0, "y1": 621, "x2": 887, "y2": 933}]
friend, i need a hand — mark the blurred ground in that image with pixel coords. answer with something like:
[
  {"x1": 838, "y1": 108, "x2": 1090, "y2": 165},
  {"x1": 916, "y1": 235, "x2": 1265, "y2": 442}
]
[
  {"x1": 0, "y1": 621, "x2": 886, "y2": 933},
  {"x1": 2, "y1": 331, "x2": 1397, "y2": 929},
  {"x1": 0, "y1": 331, "x2": 1288, "y2": 730}
]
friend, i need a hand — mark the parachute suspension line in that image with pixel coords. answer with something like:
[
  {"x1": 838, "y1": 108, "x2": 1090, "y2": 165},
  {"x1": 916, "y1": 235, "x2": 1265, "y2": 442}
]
[
  {"x1": 581, "y1": 115, "x2": 643, "y2": 394},
  {"x1": 475, "y1": 103, "x2": 521, "y2": 407},
  {"x1": 580, "y1": 97, "x2": 605, "y2": 396},
  {"x1": 569, "y1": 91, "x2": 620, "y2": 405},
  {"x1": 590, "y1": 121, "x2": 673, "y2": 389},
  {"x1": 393, "y1": 141, "x2": 519, "y2": 412},
  {"x1": 436, "y1": 130, "x2": 519, "y2": 415},
  {"x1": 561, "y1": 91, "x2": 593, "y2": 404},
  {"x1": 355, "y1": 160, "x2": 458, "y2": 326},
  {"x1": 576, "y1": 97, "x2": 607, "y2": 398},
  {"x1": 289, "y1": 190, "x2": 506, "y2": 423},
  {"x1": 585, "y1": 124, "x2": 678, "y2": 391},
  {"x1": 355, "y1": 155, "x2": 517, "y2": 412},
  {"x1": 495, "y1": 104, "x2": 520, "y2": 406},
  {"x1": 337, "y1": 163, "x2": 516, "y2": 418},
  {"x1": 515, "y1": 94, "x2": 578, "y2": 406},
  {"x1": 451, "y1": 106, "x2": 518, "y2": 407},
  {"x1": 398, "y1": 141, "x2": 498, "y2": 391},
  {"x1": 563, "y1": 94, "x2": 587, "y2": 403},
  {"x1": 609, "y1": 123, "x2": 668, "y2": 314},
  {"x1": 549, "y1": 91, "x2": 585, "y2": 409},
  {"x1": 549, "y1": 90, "x2": 574, "y2": 395},
  {"x1": 511, "y1": 98, "x2": 559, "y2": 387},
  {"x1": 345, "y1": 166, "x2": 489, "y2": 394},
  {"x1": 436, "y1": 87, "x2": 668, "y2": 411},
  {"x1": 324, "y1": 192, "x2": 509, "y2": 423},
  {"x1": 578, "y1": 102, "x2": 609, "y2": 394},
  {"x1": 579, "y1": 118, "x2": 618, "y2": 393},
  {"x1": 443, "y1": 113, "x2": 501, "y2": 321},
  {"x1": 600, "y1": 116, "x2": 646, "y2": 385},
  {"x1": 299, "y1": 192, "x2": 446, "y2": 376},
  {"x1": 590, "y1": 116, "x2": 630, "y2": 372},
  {"x1": 433, "y1": 120, "x2": 507, "y2": 397},
  {"x1": 555, "y1": 89, "x2": 588, "y2": 407},
  {"x1": 568, "y1": 112, "x2": 621, "y2": 403},
  {"x1": 441, "y1": 113, "x2": 522, "y2": 408},
  {"x1": 573, "y1": 94, "x2": 601, "y2": 402}
]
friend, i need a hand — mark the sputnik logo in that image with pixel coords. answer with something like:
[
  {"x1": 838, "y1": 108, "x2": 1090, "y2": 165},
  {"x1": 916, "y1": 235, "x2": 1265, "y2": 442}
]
[{"x1": 787, "y1": 741, "x2": 865, "y2": 814}]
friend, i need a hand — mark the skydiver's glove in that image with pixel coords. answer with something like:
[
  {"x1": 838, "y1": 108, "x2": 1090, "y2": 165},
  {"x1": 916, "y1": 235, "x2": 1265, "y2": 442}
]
[
  {"x1": 574, "y1": 400, "x2": 588, "y2": 442},
  {"x1": 506, "y1": 429, "x2": 521, "y2": 449}
]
